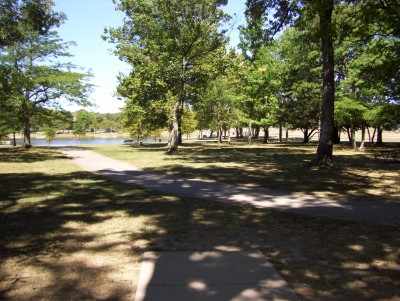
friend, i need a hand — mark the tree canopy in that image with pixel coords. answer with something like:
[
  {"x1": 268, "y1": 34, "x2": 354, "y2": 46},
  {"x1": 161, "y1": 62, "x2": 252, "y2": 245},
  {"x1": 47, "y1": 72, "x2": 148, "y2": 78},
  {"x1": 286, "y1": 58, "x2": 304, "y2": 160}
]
[{"x1": 106, "y1": 0, "x2": 230, "y2": 153}]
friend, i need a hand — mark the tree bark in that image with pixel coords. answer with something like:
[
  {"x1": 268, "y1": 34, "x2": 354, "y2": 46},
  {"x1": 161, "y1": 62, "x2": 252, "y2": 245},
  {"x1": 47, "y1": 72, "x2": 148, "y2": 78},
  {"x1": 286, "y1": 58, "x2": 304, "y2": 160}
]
[
  {"x1": 23, "y1": 117, "x2": 32, "y2": 149},
  {"x1": 376, "y1": 126, "x2": 383, "y2": 145},
  {"x1": 359, "y1": 123, "x2": 366, "y2": 150},
  {"x1": 263, "y1": 127, "x2": 269, "y2": 144},
  {"x1": 167, "y1": 98, "x2": 181, "y2": 154},
  {"x1": 311, "y1": 1, "x2": 335, "y2": 167},
  {"x1": 247, "y1": 123, "x2": 252, "y2": 145},
  {"x1": 333, "y1": 126, "x2": 341, "y2": 144},
  {"x1": 303, "y1": 128, "x2": 309, "y2": 143}
]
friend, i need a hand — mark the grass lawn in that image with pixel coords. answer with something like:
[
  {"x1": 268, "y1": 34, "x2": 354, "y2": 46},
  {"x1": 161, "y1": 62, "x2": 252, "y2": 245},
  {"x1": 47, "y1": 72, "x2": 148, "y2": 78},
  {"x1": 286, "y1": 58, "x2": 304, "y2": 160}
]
[
  {"x1": 88, "y1": 140, "x2": 400, "y2": 203},
  {"x1": 0, "y1": 146, "x2": 399, "y2": 301}
]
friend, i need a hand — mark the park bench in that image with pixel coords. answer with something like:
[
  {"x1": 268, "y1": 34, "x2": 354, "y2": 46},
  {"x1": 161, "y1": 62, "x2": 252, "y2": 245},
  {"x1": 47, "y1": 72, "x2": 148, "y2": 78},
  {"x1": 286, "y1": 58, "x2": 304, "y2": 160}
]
[{"x1": 374, "y1": 150, "x2": 399, "y2": 162}]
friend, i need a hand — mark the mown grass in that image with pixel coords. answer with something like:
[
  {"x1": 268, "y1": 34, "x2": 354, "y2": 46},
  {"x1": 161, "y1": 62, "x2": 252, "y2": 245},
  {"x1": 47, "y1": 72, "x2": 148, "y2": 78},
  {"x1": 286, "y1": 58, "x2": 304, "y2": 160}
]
[
  {"x1": 88, "y1": 140, "x2": 400, "y2": 203},
  {"x1": 0, "y1": 147, "x2": 399, "y2": 301}
]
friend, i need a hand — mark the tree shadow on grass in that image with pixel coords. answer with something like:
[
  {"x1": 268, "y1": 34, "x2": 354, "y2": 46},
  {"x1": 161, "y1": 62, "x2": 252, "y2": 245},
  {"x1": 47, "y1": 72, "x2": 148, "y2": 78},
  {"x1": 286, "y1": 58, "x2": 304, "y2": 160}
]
[
  {"x1": 0, "y1": 148, "x2": 399, "y2": 300},
  {"x1": 0, "y1": 148, "x2": 67, "y2": 163},
  {"x1": 138, "y1": 145, "x2": 397, "y2": 203}
]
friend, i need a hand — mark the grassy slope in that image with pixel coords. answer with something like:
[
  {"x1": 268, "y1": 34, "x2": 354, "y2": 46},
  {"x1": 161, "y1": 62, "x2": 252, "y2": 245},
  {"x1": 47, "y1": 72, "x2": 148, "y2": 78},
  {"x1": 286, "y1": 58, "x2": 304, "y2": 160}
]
[{"x1": 0, "y1": 147, "x2": 399, "y2": 301}]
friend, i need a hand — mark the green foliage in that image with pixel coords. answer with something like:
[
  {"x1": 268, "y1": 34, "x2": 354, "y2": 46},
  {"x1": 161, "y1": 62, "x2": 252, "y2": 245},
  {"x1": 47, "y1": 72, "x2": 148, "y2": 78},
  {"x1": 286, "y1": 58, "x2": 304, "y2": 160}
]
[
  {"x1": 0, "y1": 0, "x2": 66, "y2": 47},
  {"x1": 44, "y1": 126, "x2": 56, "y2": 143},
  {"x1": 0, "y1": 0, "x2": 93, "y2": 147},
  {"x1": 73, "y1": 110, "x2": 92, "y2": 136},
  {"x1": 181, "y1": 106, "x2": 197, "y2": 138},
  {"x1": 106, "y1": 0, "x2": 230, "y2": 152},
  {"x1": 278, "y1": 27, "x2": 321, "y2": 138}
]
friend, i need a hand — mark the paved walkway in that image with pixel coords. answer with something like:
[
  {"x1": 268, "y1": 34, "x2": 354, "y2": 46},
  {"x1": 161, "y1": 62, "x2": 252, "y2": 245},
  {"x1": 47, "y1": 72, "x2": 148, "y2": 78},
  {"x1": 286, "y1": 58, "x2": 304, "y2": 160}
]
[
  {"x1": 59, "y1": 147, "x2": 399, "y2": 301},
  {"x1": 134, "y1": 251, "x2": 299, "y2": 301},
  {"x1": 60, "y1": 147, "x2": 400, "y2": 225}
]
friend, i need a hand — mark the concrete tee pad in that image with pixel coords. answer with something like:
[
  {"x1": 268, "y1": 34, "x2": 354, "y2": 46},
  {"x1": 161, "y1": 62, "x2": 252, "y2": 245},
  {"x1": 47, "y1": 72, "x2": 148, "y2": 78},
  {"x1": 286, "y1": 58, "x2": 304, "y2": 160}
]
[{"x1": 134, "y1": 251, "x2": 299, "y2": 301}]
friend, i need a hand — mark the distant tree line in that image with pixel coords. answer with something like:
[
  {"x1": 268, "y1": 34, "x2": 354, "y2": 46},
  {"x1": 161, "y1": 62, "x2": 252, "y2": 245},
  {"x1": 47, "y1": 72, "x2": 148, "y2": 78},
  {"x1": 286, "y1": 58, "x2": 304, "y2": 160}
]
[{"x1": 72, "y1": 110, "x2": 122, "y2": 136}]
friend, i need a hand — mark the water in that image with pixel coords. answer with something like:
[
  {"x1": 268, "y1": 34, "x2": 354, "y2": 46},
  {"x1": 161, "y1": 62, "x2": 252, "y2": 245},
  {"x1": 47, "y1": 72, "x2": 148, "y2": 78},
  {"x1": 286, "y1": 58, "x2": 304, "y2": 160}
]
[{"x1": 15, "y1": 137, "x2": 167, "y2": 146}]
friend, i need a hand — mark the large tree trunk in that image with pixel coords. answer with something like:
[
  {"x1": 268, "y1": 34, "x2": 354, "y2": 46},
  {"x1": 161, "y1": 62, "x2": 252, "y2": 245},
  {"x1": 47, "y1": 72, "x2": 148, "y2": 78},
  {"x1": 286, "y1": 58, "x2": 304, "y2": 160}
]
[
  {"x1": 263, "y1": 126, "x2": 269, "y2": 144},
  {"x1": 311, "y1": 1, "x2": 335, "y2": 167},
  {"x1": 303, "y1": 128, "x2": 309, "y2": 143},
  {"x1": 23, "y1": 117, "x2": 32, "y2": 149},
  {"x1": 376, "y1": 126, "x2": 383, "y2": 145},
  {"x1": 168, "y1": 99, "x2": 181, "y2": 154},
  {"x1": 168, "y1": 59, "x2": 186, "y2": 154}
]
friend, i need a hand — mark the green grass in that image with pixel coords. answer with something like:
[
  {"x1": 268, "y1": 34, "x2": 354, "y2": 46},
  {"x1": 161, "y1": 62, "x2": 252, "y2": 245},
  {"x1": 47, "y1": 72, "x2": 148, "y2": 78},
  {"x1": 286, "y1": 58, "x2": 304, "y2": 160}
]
[
  {"x1": 0, "y1": 147, "x2": 399, "y2": 301},
  {"x1": 88, "y1": 140, "x2": 400, "y2": 203}
]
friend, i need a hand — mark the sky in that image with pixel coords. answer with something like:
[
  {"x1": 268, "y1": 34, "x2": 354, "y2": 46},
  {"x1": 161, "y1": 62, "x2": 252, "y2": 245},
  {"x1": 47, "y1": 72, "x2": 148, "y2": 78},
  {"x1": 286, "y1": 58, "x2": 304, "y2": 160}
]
[{"x1": 53, "y1": 0, "x2": 246, "y2": 114}]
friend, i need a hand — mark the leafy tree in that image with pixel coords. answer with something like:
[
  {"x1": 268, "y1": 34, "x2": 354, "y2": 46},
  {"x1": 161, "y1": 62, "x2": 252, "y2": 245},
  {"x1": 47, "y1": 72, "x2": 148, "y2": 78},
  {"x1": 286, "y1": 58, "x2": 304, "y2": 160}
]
[
  {"x1": 334, "y1": 1, "x2": 400, "y2": 147},
  {"x1": 0, "y1": 0, "x2": 93, "y2": 148},
  {"x1": 73, "y1": 110, "x2": 92, "y2": 136},
  {"x1": 106, "y1": 0, "x2": 230, "y2": 153},
  {"x1": 197, "y1": 76, "x2": 238, "y2": 145},
  {"x1": 116, "y1": 59, "x2": 171, "y2": 143},
  {"x1": 278, "y1": 27, "x2": 321, "y2": 143},
  {"x1": 44, "y1": 126, "x2": 56, "y2": 144},
  {"x1": 242, "y1": 0, "x2": 336, "y2": 166},
  {"x1": 181, "y1": 106, "x2": 197, "y2": 140},
  {"x1": 0, "y1": 0, "x2": 65, "y2": 47}
]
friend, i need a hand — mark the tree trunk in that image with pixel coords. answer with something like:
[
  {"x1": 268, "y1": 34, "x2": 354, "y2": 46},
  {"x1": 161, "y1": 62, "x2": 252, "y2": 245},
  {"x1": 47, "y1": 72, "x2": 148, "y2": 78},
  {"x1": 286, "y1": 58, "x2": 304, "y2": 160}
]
[
  {"x1": 168, "y1": 59, "x2": 186, "y2": 154},
  {"x1": 278, "y1": 124, "x2": 283, "y2": 142},
  {"x1": 218, "y1": 127, "x2": 222, "y2": 147},
  {"x1": 359, "y1": 124, "x2": 366, "y2": 150},
  {"x1": 137, "y1": 123, "x2": 143, "y2": 145},
  {"x1": 371, "y1": 127, "x2": 376, "y2": 144},
  {"x1": 350, "y1": 110, "x2": 356, "y2": 148},
  {"x1": 350, "y1": 126, "x2": 356, "y2": 148},
  {"x1": 303, "y1": 128, "x2": 309, "y2": 143},
  {"x1": 311, "y1": 1, "x2": 335, "y2": 167},
  {"x1": 376, "y1": 126, "x2": 383, "y2": 145},
  {"x1": 13, "y1": 132, "x2": 16, "y2": 147},
  {"x1": 254, "y1": 126, "x2": 260, "y2": 139},
  {"x1": 263, "y1": 127, "x2": 269, "y2": 144},
  {"x1": 167, "y1": 98, "x2": 181, "y2": 154},
  {"x1": 333, "y1": 126, "x2": 341, "y2": 144},
  {"x1": 248, "y1": 123, "x2": 252, "y2": 145},
  {"x1": 23, "y1": 118, "x2": 32, "y2": 149}
]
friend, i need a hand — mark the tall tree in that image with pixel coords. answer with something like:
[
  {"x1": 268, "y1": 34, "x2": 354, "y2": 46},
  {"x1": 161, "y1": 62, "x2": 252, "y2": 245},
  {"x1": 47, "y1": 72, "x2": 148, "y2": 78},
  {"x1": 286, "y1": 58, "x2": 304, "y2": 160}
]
[
  {"x1": 106, "y1": 0, "x2": 230, "y2": 153},
  {"x1": 242, "y1": 0, "x2": 336, "y2": 166},
  {"x1": 0, "y1": 0, "x2": 92, "y2": 148}
]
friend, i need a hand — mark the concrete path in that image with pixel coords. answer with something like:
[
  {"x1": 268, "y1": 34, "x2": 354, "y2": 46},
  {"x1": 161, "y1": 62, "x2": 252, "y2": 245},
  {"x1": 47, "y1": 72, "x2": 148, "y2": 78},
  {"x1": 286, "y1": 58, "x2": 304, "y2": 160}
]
[
  {"x1": 59, "y1": 147, "x2": 400, "y2": 225},
  {"x1": 134, "y1": 251, "x2": 299, "y2": 301}
]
